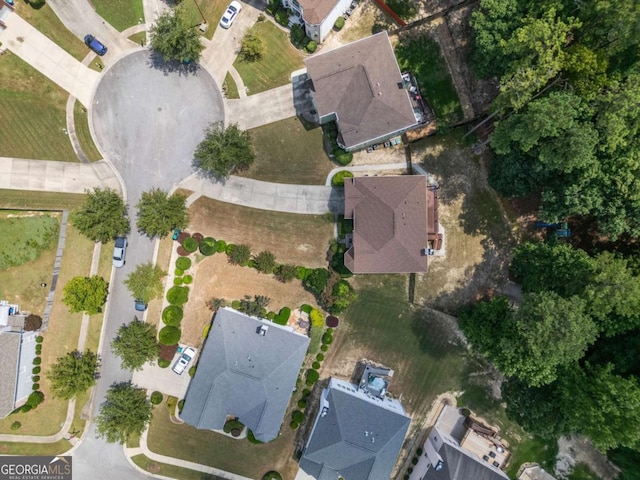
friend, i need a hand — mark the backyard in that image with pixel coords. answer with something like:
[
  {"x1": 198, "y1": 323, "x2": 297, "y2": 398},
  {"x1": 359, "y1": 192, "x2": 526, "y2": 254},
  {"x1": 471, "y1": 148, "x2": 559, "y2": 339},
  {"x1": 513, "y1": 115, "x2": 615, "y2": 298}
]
[
  {"x1": 233, "y1": 20, "x2": 305, "y2": 94},
  {"x1": 0, "y1": 53, "x2": 78, "y2": 161},
  {"x1": 237, "y1": 116, "x2": 332, "y2": 185},
  {"x1": 91, "y1": 0, "x2": 144, "y2": 32}
]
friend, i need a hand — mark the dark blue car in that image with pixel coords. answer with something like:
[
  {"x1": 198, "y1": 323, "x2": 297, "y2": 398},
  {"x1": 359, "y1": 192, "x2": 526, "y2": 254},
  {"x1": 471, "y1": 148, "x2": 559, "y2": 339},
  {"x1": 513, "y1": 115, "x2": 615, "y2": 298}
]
[{"x1": 84, "y1": 34, "x2": 107, "y2": 56}]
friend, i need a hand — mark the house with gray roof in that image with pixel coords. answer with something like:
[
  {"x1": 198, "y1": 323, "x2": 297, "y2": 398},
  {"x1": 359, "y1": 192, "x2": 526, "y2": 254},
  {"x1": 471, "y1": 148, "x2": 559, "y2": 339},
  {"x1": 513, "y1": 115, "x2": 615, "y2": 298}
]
[
  {"x1": 304, "y1": 32, "x2": 428, "y2": 152},
  {"x1": 181, "y1": 307, "x2": 310, "y2": 442},
  {"x1": 299, "y1": 377, "x2": 411, "y2": 480}
]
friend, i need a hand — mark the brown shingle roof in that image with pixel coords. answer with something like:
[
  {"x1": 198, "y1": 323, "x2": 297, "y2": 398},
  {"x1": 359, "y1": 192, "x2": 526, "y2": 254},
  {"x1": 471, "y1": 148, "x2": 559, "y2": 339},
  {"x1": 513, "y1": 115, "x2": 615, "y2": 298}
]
[
  {"x1": 0, "y1": 332, "x2": 21, "y2": 418},
  {"x1": 305, "y1": 32, "x2": 418, "y2": 149},
  {"x1": 298, "y1": 0, "x2": 336, "y2": 24},
  {"x1": 344, "y1": 176, "x2": 430, "y2": 273}
]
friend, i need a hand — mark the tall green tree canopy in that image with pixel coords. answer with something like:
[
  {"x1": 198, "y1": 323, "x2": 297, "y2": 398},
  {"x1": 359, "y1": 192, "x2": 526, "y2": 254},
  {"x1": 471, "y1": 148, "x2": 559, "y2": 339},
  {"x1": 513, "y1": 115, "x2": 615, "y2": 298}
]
[
  {"x1": 124, "y1": 262, "x2": 166, "y2": 303},
  {"x1": 149, "y1": 6, "x2": 202, "y2": 64},
  {"x1": 47, "y1": 350, "x2": 99, "y2": 400},
  {"x1": 72, "y1": 188, "x2": 130, "y2": 242},
  {"x1": 136, "y1": 188, "x2": 188, "y2": 238},
  {"x1": 111, "y1": 318, "x2": 159, "y2": 371},
  {"x1": 193, "y1": 122, "x2": 255, "y2": 179},
  {"x1": 96, "y1": 381, "x2": 152, "y2": 444},
  {"x1": 62, "y1": 275, "x2": 109, "y2": 315}
]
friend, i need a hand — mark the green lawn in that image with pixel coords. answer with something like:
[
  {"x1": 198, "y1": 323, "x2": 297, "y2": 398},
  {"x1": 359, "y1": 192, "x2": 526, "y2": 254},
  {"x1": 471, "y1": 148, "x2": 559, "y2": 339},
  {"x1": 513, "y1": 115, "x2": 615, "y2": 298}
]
[
  {"x1": 223, "y1": 72, "x2": 240, "y2": 99},
  {"x1": 181, "y1": 0, "x2": 228, "y2": 40},
  {"x1": 73, "y1": 100, "x2": 103, "y2": 162},
  {"x1": 0, "y1": 440, "x2": 71, "y2": 456},
  {"x1": 15, "y1": 1, "x2": 87, "y2": 61},
  {"x1": 131, "y1": 455, "x2": 227, "y2": 480},
  {"x1": 128, "y1": 31, "x2": 147, "y2": 46},
  {"x1": 236, "y1": 117, "x2": 331, "y2": 185},
  {"x1": 395, "y1": 34, "x2": 463, "y2": 124},
  {"x1": 0, "y1": 190, "x2": 87, "y2": 210},
  {"x1": 92, "y1": 0, "x2": 144, "y2": 32},
  {"x1": 234, "y1": 21, "x2": 305, "y2": 95},
  {"x1": 0, "y1": 212, "x2": 59, "y2": 270},
  {"x1": 0, "y1": 53, "x2": 78, "y2": 161},
  {"x1": 568, "y1": 463, "x2": 601, "y2": 480},
  {"x1": 147, "y1": 402, "x2": 298, "y2": 479}
]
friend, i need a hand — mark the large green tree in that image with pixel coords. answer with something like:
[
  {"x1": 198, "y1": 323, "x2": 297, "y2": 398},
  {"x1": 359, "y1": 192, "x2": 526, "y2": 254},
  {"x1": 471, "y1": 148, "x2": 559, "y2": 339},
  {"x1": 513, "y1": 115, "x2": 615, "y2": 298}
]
[
  {"x1": 124, "y1": 262, "x2": 166, "y2": 303},
  {"x1": 95, "y1": 381, "x2": 152, "y2": 444},
  {"x1": 71, "y1": 188, "x2": 130, "y2": 242},
  {"x1": 62, "y1": 275, "x2": 109, "y2": 315},
  {"x1": 136, "y1": 189, "x2": 188, "y2": 238},
  {"x1": 193, "y1": 122, "x2": 255, "y2": 179},
  {"x1": 149, "y1": 6, "x2": 202, "y2": 64},
  {"x1": 47, "y1": 350, "x2": 99, "y2": 400},
  {"x1": 111, "y1": 318, "x2": 159, "y2": 371}
]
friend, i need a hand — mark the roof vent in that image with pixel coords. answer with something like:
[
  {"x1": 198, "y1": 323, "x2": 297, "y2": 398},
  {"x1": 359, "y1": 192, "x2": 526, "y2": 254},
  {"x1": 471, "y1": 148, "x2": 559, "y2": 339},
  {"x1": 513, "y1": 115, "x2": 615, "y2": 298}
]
[{"x1": 257, "y1": 325, "x2": 269, "y2": 336}]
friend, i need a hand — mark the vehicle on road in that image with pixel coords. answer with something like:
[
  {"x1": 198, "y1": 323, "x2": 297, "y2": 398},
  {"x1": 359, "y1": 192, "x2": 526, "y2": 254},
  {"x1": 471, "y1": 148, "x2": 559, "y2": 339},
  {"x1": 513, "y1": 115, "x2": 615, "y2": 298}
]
[
  {"x1": 219, "y1": 1, "x2": 242, "y2": 28},
  {"x1": 172, "y1": 347, "x2": 196, "y2": 375},
  {"x1": 134, "y1": 299, "x2": 148, "y2": 312},
  {"x1": 113, "y1": 237, "x2": 127, "y2": 268},
  {"x1": 84, "y1": 34, "x2": 108, "y2": 56}
]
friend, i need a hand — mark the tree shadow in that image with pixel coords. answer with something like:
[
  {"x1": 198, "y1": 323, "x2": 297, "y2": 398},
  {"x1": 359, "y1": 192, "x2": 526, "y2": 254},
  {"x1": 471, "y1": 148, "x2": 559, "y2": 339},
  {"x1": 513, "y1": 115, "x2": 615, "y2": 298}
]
[
  {"x1": 23, "y1": 0, "x2": 46, "y2": 10},
  {"x1": 409, "y1": 306, "x2": 467, "y2": 357},
  {"x1": 147, "y1": 50, "x2": 200, "y2": 76}
]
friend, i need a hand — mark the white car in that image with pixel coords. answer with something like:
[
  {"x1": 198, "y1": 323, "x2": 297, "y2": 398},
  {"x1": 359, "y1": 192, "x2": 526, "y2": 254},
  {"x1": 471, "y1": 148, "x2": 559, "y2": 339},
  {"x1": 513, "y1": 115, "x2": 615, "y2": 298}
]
[
  {"x1": 112, "y1": 236, "x2": 127, "y2": 268},
  {"x1": 172, "y1": 347, "x2": 196, "y2": 375},
  {"x1": 220, "y1": 1, "x2": 242, "y2": 28}
]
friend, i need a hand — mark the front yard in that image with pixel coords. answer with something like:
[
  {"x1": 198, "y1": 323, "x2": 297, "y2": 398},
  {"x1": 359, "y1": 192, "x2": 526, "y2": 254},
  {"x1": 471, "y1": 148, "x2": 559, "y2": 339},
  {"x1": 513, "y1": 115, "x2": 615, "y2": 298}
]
[{"x1": 91, "y1": 0, "x2": 144, "y2": 32}]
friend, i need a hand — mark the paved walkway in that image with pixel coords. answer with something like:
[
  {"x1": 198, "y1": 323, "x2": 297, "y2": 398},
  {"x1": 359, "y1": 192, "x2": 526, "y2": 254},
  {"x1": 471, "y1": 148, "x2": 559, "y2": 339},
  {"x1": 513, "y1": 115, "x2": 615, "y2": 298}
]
[
  {"x1": 42, "y1": 210, "x2": 69, "y2": 331},
  {"x1": 65, "y1": 95, "x2": 93, "y2": 164},
  {"x1": 0, "y1": 14, "x2": 100, "y2": 107},
  {"x1": 225, "y1": 84, "x2": 296, "y2": 129}
]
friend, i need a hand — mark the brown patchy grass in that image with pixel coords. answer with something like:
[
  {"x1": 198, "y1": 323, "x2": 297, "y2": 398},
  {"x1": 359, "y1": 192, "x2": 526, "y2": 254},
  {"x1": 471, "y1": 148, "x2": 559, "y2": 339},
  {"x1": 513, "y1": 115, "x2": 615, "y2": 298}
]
[{"x1": 187, "y1": 197, "x2": 334, "y2": 268}]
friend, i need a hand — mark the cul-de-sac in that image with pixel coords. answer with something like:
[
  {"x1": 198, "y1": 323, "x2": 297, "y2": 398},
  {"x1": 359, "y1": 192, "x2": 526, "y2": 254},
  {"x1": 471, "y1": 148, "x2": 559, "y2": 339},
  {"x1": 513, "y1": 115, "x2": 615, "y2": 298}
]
[{"x1": 0, "y1": 0, "x2": 638, "y2": 479}]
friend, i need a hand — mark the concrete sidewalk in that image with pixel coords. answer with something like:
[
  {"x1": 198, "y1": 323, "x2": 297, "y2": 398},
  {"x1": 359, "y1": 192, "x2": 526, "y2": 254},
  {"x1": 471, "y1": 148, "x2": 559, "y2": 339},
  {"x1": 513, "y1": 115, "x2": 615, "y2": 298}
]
[
  {"x1": 0, "y1": 14, "x2": 100, "y2": 107},
  {"x1": 225, "y1": 84, "x2": 297, "y2": 130},
  {"x1": 181, "y1": 173, "x2": 344, "y2": 215},
  {"x1": 0, "y1": 158, "x2": 122, "y2": 194}
]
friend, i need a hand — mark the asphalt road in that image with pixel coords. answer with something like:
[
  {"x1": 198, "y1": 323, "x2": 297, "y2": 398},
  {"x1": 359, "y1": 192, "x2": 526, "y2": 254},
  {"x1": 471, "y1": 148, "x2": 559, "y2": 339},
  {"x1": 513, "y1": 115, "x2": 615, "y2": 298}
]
[{"x1": 72, "y1": 49, "x2": 224, "y2": 479}]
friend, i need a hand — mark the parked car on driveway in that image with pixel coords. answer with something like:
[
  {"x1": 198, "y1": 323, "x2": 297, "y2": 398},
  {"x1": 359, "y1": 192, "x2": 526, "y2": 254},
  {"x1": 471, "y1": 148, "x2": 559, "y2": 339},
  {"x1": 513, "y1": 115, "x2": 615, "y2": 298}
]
[
  {"x1": 172, "y1": 347, "x2": 196, "y2": 375},
  {"x1": 112, "y1": 236, "x2": 127, "y2": 268},
  {"x1": 219, "y1": 1, "x2": 242, "y2": 28},
  {"x1": 84, "y1": 34, "x2": 108, "y2": 56},
  {"x1": 134, "y1": 299, "x2": 148, "y2": 312}
]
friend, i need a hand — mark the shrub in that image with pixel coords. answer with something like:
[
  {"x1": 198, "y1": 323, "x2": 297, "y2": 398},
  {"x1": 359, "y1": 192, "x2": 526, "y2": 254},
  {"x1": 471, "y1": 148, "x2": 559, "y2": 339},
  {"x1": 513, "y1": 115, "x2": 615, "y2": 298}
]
[
  {"x1": 32, "y1": 375, "x2": 40, "y2": 382},
  {"x1": 275, "y1": 8, "x2": 289, "y2": 26},
  {"x1": 291, "y1": 24, "x2": 306, "y2": 45},
  {"x1": 332, "y1": 170, "x2": 354, "y2": 186},
  {"x1": 312, "y1": 361, "x2": 321, "y2": 369},
  {"x1": 275, "y1": 264, "x2": 297, "y2": 283},
  {"x1": 216, "y1": 240, "x2": 227, "y2": 252},
  {"x1": 305, "y1": 369, "x2": 319, "y2": 386},
  {"x1": 178, "y1": 399, "x2": 184, "y2": 412},
  {"x1": 36, "y1": 336, "x2": 43, "y2": 343},
  {"x1": 412, "y1": 457, "x2": 418, "y2": 465},
  {"x1": 189, "y1": 366, "x2": 196, "y2": 377},
  {"x1": 27, "y1": 391, "x2": 44, "y2": 408},
  {"x1": 226, "y1": 243, "x2": 235, "y2": 254},
  {"x1": 310, "y1": 309, "x2": 324, "y2": 327},
  {"x1": 32, "y1": 383, "x2": 40, "y2": 390},
  {"x1": 316, "y1": 353, "x2": 324, "y2": 361},
  {"x1": 11, "y1": 421, "x2": 21, "y2": 430},
  {"x1": 253, "y1": 251, "x2": 277, "y2": 274},
  {"x1": 274, "y1": 307, "x2": 291, "y2": 325},
  {"x1": 32, "y1": 367, "x2": 41, "y2": 375},
  {"x1": 167, "y1": 286, "x2": 189, "y2": 305},
  {"x1": 33, "y1": 357, "x2": 41, "y2": 365},
  {"x1": 327, "y1": 328, "x2": 334, "y2": 334},
  {"x1": 158, "y1": 358, "x2": 170, "y2": 368},
  {"x1": 24, "y1": 314, "x2": 43, "y2": 331},
  {"x1": 298, "y1": 399, "x2": 307, "y2": 409},
  {"x1": 176, "y1": 257, "x2": 191, "y2": 270},
  {"x1": 223, "y1": 419, "x2": 245, "y2": 434},
  {"x1": 248, "y1": 429, "x2": 263, "y2": 444},
  {"x1": 248, "y1": 259, "x2": 255, "y2": 268},
  {"x1": 162, "y1": 305, "x2": 184, "y2": 326},
  {"x1": 322, "y1": 332, "x2": 333, "y2": 345},
  {"x1": 267, "y1": 311, "x2": 276, "y2": 320},
  {"x1": 262, "y1": 472, "x2": 282, "y2": 480},
  {"x1": 175, "y1": 268, "x2": 184, "y2": 276},
  {"x1": 183, "y1": 275, "x2": 193, "y2": 284},
  {"x1": 150, "y1": 391, "x2": 163, "y2": 405},
  {"x1": 228, "y1": 244, "x2": 251, "y2": 266},
  {"x1": 301, "y1": 304, "x2": 313, "y2": 314},
  {"x1": 321, "y1": 344, "x2": 328, "y2": 352},
  {"x1": 182, "y1": 237, "x2": 198, "y2": 253},
  {"x1": 290, "y1": 421, "x2": 299, "y2": 429},
  {"x1": 417, "y1": 448, "x2": 424, "y2": 456},
  {"x1": 231, "y1": 300, "x2": 241, "y2": 309},
  {"x1": 304, "y1": 268, "x2": 330, "y2": 295},
  {"x1": 335, "y1": 150, "x2": 353, "y2": 166},
  {"x1": 35, "y1": 345, "x2": 42, "y2": 355},
  {"x1": 408, "y1": 467, "x2": 414, "y2": 474},
  {"x1": 334, "y1": 16, "x2": 345, "y2": 30},
  {"x1": 159, "y1": 326, "x2": 181, "y2": 346},
  {"x1": 306, "y1": 40, "x2": 317, "y2": 53},
  {"x1": 296, "y1": 266, "x2": 311, "y2": 280},
  {"x1": 199, "y1": 237, "x2": 217, "y2": 256},
  {"x1": 292, "y1": 410, "x2": 305, "y2": 423},
  {"x1": 302, "y1": 388, "x2": 311, "y2": 398},
  {"x1": 173, "y1": 277, "x2": 183, "y2": 286},
  {"x1": 258, "y1": 13, "x2": 265, "y2": 21}
]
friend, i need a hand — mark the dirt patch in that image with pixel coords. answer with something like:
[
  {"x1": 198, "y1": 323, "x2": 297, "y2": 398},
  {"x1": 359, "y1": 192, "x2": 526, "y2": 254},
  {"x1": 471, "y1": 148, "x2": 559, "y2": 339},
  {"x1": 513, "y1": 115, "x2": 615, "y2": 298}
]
[
  {"x1": 556, "y1": 436, "x2": 620, "y2": 480},
  {"x1": 180, "y1": 254, "x2": 320, "y2": 347}
]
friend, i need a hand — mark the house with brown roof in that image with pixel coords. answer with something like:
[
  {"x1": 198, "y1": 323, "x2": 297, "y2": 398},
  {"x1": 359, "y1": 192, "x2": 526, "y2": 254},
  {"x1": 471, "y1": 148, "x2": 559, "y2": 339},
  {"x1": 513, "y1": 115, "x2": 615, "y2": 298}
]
[
  {"x1": 343, "y1": 175, "x2": 441, "y2": 274},
  {"x1": 304, "y1": 32, "x2": 426, "y2": 152},
  {"x1": 281, "y1": 0, "x2": 352, "y2": 43}
]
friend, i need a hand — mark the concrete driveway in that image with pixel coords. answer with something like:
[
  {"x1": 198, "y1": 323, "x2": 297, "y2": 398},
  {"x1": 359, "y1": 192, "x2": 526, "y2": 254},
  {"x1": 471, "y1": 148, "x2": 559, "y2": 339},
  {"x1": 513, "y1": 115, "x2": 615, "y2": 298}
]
[
  {"x1": 225, "y1": 84, "x2": 296, "y2": 130},
  {"x1": 131, "y1": 347, "x2": 197, "y2": 399}
]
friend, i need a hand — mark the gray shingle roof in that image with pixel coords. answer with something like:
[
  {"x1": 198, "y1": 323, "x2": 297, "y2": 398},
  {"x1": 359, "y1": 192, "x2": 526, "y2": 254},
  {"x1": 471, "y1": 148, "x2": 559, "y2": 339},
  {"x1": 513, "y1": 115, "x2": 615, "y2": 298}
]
[
  {"x1": 0, "y1": 331, "x2": 21, "y2": 418},
  {"x1": 300, "y1": 378, "x2": 410, "y2": 480},
  {"x1": 181, "y1": 307, "x2": 309, "y2": 442},
  {"x1": 424, "y1": 443, "x2": 510, "y2": 480},
  {"x1": 304, "y1": 32, "x2": 418, "y2": 150}
]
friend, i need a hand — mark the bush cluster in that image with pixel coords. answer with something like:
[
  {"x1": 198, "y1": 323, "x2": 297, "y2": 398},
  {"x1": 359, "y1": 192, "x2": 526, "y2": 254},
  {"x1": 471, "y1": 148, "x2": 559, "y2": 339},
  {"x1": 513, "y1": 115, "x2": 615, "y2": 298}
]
[
  {"x1": 332, "y1": 170, "x2": 354, "y2": 186},
  {"x1": 36, "y1": 336, "x2": 44, "y2": 343},
  {"x1": 150, "y1": 391, "x2": 163, "y2": 405},
  {"x1": 175, "y1": 257, "x2": 191, "y2": 270},
  {"x1": 310, "y1": 308, "x2": 324, "y2": 327},
  {"x1": 182, "y1": 237, "x2": 198, "y2": 253},
  {"x1": 306, "y1": 40, "x2": 317, "y2": 53},
  {"x1": 167, "y1": 286, "x2": 189, "y2": 305},
  {"x1": 32, "y1": 367, "x2": 41, "y2": 375},
  {"x1": 292, "y1": 410, "x2": 305, "y2": 424},
  {"x1": 248, "y1": 429, "x2": 263, "y2": 444},
  {"x1": 162, "y1": 305, "x2": 184, "y2": 326},
  {"x1": 334, "y1": 16, "x2": 345, "y2": 30},
  {"x1": 223, "y1": 419, "x2": 245, "y2": 434},
  {"x1": 274, "y1": 307, "x2": 291, "y2": 325},
  {"x1": 158, "y1": 358, "x2": 170, "y2": 368},
  {"x1": 300, "y1": 304, "x2": 313, "y2": 314},
  {"x1": 174, "y1": 277, "x2": 183, "y2": 286},
  {"x1": 33, "y1": 357, "x2": 41, "y2": 366},
  {"x1": 159, "y1": 326, "x2": 181, "y2": 346},
  {"x1": 199, "y1": 237, "x2": 217, "y2": 256},
  {"x1": 275, "y1": 264, "x2": 297, "y2": 283},
  {"x1": 183, "y1": 275, "x2": 193, "y2": 285},
  {"x1": 305, "y1": 369, "x2": 319, "y2": 386}
]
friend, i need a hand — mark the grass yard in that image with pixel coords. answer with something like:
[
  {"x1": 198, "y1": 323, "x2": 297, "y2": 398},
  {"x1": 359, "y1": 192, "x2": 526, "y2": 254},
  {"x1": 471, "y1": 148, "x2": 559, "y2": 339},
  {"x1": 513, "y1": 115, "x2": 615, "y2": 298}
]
[
  {"x1": 568, "y1": 464, "x2": 601, "y2": 480},
  {"x1": 0, "y1": 224, "x2": 97, "y2": 436},
  {"x1": 180, "y1": 0, "x2": 227, "y2": 40},
  {"x1": 236, "y1": 116, "x2": 331, "y2": 185},
  {"x1": 0, "y1": 53, "x2": 78, "y2": 161},
  {"x1": 128, "y1": 31, "x2": 147, "y2": 46},
  {"x1": 0, "y1": 440, "x2": 71, "y2": 456},
  {"x1": 223, "y1": 72, "x2": 240, "y2": 99},
  {"x1": 0, "y1": 211, "x2": 59, "y2": 270},
  {"x1": 0, "y1": 190, "x2": 87, "y2": 210},
  {"x1": 91, "y1": 0, "x2": 144, "y2": 31},
  {"x1": 233, "y1": 21, "x2": 305, "y2": 95},
  {"x1": 15, "y1": 1, "x2": 87, "y2": 61},
  {"x1": 395, "y1": 34, "x2": 463, "y2": 124},
  {"x1": 148, "y1": 402, "x2": 298, "y2": 479},
  {"x1": 73, "y1": 100, "x2": 103, "y2": 162},
  {"x1": 131, "y1": 454, "x2": 227, "y2": 480}
]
